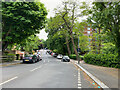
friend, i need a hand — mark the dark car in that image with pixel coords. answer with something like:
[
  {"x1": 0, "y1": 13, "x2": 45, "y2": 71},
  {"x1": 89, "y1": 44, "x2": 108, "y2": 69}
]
[
  {"x1": 37, "y1": 54, "x2": 42, "y2": 61},
  {"x1": 62, "y1": 56, "x2": 70, "y2": 62},
  {"x1": 23, "y1": 54, "x2": 37, "y2": 63},
  {"x1": 53, "y1": 53, "x2": 58, "y2": 57}
]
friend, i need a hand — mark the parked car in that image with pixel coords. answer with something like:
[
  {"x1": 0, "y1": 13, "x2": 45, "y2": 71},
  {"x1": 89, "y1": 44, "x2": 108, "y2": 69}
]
[
  {"x1": 51, "y1": 53, "x2": 55, "y2": 56},
  {"x1": 49, "y1": 51, "x2": 52, "y2": 55},
  {"x1": 57, "y1": 54, "x2": 63, "y2": 59},
  {"x1": 62, "y1": 56, "x2": 70, "y2": 62},
  {"x1": 37, "y1": 54, "x2": 42, "y2": 61},
  {"x1": 53, "y1": 53, "x2": 58, "y2": 57},
  {"x1": 23, "y1": 54, "x2": 37, "y2": 63}
]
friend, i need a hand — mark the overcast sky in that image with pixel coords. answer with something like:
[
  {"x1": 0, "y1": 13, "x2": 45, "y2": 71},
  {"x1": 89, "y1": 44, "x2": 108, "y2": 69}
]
[
  {"x1": 36, "y1": 0, "x2": 63, "y2": 40},
  {"x1": 36, "y1": 0, "x2": 92, "y2": 40}
]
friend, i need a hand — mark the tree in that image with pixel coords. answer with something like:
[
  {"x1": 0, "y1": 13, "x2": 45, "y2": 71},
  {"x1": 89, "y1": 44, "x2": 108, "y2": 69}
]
[
  {"x1": 45, "y1": 15, "x2": 72, "y2": 55},
  {"x1": 2, "y1": 2, "x2": 47, "y2": 52},
  {"x1": 13, "y1": 35, "x2": 42, "y2": 53},
  {"x1": 55, "y1": 0, "x2": 91, "y2": 63},
  {"x1": 88, "y1": 2, "x2": 120, "y2": 60}
]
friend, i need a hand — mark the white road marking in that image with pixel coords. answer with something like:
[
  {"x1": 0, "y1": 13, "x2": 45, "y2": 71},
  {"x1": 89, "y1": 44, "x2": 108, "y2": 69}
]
[
  {"x1": 78, "y1": 69, "x2": 81, "y2": 88},
  {"x1": 0, "y1": 76, "x2": 18, "y2": 86},
  {"x1": 30, "y1": 66, "x2": 42, "y2": 72},
  {"x1": 78, "y1": 84, "x2": 81, "y2": 86},
  {"x1": 76, "y1": 63, "x2": 109, "y2": 88},
  {"x1": 78, "y1": 87, "x2": 81, "y2": 88},
  {"x1": 44, "y1": 60, "x2": 45, "y2": 63}
]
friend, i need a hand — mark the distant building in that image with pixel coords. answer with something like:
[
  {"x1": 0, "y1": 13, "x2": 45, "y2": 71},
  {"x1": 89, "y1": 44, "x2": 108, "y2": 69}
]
[{"x1": 83, "y1": 24, "x2": 97, "y2": 51}]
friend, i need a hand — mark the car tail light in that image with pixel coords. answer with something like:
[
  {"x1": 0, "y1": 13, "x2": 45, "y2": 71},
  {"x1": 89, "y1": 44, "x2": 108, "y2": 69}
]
[{"x1": 29, "y1": 57, "x2": 32, "y2": 59}]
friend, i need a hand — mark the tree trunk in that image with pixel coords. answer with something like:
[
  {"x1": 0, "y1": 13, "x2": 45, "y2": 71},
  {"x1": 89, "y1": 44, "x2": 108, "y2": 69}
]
[
  {"x1": 98, "y1": 27, "x2": 101, "y2": 54},
  {"x1": 70, "y1": 29, "x2": 81, "y2": 63},
  {"x1": 65, "y1": 35, "x2": 71, "y2": 56},
  {"x1": 2, "y1": 41, "x2": 9, "y2": 54}
]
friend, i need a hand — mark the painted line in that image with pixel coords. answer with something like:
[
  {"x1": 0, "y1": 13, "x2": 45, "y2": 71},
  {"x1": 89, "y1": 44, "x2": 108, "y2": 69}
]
[
  {"x1": 78, "y1": 87, "x2": 81, "y2": 88},
  {"x1": 75, "y1": 63, "x2": 109, "y2": 89},
  {"x1": 0, "y1": 76, "x2": 18, "y2": 86},
  {"x1": 78, "y1": 84, "x2": 81, "y2": 86},
  {"x1": 30, "y1": 66, "x2": 42, "y2": 72},
  {"x1": 78, "y1": 69, "x2": 81, "y2": 88},
  {"x1": 44, "y1": 60, "x2": 45, "y2": 63}
]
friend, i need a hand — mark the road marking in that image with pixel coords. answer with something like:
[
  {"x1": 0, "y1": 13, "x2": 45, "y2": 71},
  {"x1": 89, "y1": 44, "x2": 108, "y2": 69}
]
[
  {"x1": 30, "y1": 66, "x2": 42, "y2": 72},
  {"x1": 0, "y1": 76, "x2": 18, "y2": 86},
  {"x1": 75, "y1": 63, "x2": 109, "y2": 89},
  {"x1": 48, "y1": 61, "x2": 49, "y2": 62},
  {"x1": 78, "y1": 87, "x2": 81, "y2": 89},
  {"x1": 78, "y1": 69, "x2": 81, "y2": 88},
  {"x1": 44, "y1": 60, "x2": 45, "y2": 63}
]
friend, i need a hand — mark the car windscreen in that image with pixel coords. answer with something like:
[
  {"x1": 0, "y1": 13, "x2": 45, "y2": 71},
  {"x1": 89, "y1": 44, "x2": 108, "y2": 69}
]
[{"x1": 63, "y1": 56, "x2": 70, "y2": 59}]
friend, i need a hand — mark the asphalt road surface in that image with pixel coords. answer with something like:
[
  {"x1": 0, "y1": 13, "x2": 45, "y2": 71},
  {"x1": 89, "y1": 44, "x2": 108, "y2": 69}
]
[{"x1": 1, "y1": 50, "x2": 99, "y2": 89}]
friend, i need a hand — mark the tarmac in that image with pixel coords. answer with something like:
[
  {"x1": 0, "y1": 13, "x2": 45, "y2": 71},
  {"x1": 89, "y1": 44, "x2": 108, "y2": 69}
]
[{"x1": 0, "y1": 59, "x2": 120, "y2": 89}]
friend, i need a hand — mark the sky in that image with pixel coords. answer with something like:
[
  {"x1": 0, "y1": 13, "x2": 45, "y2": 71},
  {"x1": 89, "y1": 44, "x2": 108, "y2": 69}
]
[
  {"x1": 36, "y1": 0, "x2": 63, "y2": 40},
  {"x1": 36, "y1": 0, "x2": 92, "y2": 40}
]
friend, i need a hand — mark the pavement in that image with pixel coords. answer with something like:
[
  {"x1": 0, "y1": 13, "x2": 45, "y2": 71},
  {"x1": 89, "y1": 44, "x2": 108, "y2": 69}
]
[
  {"x1": 0, "y1": 60, "x2": 22, "y2": 67},
  {"x1": 71, "y1": 59, "x2": 119, "y2": 89}
]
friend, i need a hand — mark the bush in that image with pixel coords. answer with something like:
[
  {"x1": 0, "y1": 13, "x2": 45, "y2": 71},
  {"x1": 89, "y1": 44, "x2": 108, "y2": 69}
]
[
  {"x1": 69, "y1": 54, "x2": 77, "y2": 60},
  {"x1": 69, "y1": 54, "x2": 84, "y2": 60},
  {"x1": 84, "y1": 53, "x2": 119, "y2": 68}
]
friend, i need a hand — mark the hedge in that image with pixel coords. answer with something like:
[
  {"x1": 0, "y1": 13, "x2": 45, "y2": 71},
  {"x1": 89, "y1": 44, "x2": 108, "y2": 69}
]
[
  {"x1": 69, "y1": 54, "x2": 84, "y2": 60},
  {"x1": 84, "y1": 53, "x2": 119, "y2": 68}
]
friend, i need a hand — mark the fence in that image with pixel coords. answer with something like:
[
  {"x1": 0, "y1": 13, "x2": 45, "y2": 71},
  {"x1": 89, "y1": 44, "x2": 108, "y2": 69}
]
[{"x1": 0, "y1": 56, "x2": 17, "y2": 62}]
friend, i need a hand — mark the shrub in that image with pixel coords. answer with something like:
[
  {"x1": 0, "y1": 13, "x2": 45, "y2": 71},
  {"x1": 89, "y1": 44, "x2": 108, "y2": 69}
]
[
  {"x1": 69, "y1": 54, "x2": 77, "y2": 60},
  {"x1": 84, "y1": 53, "x2": 119, "y2": 68},
  {"x1": 69, "y1": 54, "x2": 84, "y2": 60}
]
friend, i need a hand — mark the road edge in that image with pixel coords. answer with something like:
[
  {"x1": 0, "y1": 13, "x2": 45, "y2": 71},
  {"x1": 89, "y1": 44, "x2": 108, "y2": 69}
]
[
  {"x1": 70, "y1": 60, "x2": 110, "y2": 90},
  {"x1": 0, "y1": 62, "x2": 21, "y2": 67}
]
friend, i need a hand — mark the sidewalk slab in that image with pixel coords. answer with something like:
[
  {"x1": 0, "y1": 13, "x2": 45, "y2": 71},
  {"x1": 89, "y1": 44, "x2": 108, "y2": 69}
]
[{"x1": 71, "y1": 59, "x2": 119, "y2": 89}]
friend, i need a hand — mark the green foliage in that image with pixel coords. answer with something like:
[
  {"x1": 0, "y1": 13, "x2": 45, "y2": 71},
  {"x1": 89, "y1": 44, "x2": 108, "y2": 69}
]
[
  {"x1": 88, "y1": 2, "x2": 120, "y2": 59},
  {"x1": 69, "y1": 54, "x2": 84, "y2": 60},
  {"x1": 79, "y1": 34, "x2": 89, "y2": 52},
  {"x1": 53, "y1": 49, "x2": 58, "y2": 53},
  {"x1": 69, "y1": 54, "x2": 77, "y2": 60},
  {"x1": 19, "y1": 35, "x2": 41, "y2": 52},
  {"x1": 84, "y1": 53, "x2": 119, "y2": 68},
  {"x1": 2, "y1": 2, "x2": 47, "y2": 51},
  {"x1": 101, "y1": 43, "x2": 117, "y2": 54}
]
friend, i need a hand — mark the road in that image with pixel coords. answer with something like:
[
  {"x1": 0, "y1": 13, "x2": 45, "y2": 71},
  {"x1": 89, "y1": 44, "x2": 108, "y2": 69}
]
[{"x1": 1, "y1": 50, "x2": 99, "y2": 89}]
